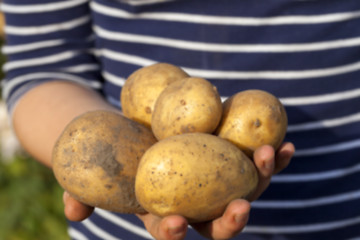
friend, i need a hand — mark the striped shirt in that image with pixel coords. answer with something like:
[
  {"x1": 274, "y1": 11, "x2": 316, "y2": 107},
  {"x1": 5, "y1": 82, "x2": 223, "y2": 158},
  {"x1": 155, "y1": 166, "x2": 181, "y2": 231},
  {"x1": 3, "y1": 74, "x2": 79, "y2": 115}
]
[{"x1": 2, "y1": 0, "x2": 360, "y2": 239}]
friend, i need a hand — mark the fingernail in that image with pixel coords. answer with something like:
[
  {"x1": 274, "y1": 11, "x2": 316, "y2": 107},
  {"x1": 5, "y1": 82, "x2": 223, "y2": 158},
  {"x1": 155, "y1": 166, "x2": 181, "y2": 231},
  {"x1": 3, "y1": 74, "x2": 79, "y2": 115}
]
[
  {"x1": 279, "y1": 151, "x2": 293, "y2": 163},
  {"x1": 235, "y1": 213, "x2": 249, "y2": 224},
  {"x1": 235, "y1": 214, "x2": 243, "y2": 223},
  {"x1": 168, "y1": 225, "x2": 186, "y2": 236},
  {"x1": 265, "y1": 160, "x2": 274, "y2": 170}
]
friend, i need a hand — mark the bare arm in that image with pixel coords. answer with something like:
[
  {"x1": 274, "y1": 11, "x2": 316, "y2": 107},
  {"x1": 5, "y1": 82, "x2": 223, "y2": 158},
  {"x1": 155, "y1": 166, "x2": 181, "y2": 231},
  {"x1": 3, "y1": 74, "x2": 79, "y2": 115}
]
[{"x1": 12, "y1": 81, "x2": 118, "y2": 168}]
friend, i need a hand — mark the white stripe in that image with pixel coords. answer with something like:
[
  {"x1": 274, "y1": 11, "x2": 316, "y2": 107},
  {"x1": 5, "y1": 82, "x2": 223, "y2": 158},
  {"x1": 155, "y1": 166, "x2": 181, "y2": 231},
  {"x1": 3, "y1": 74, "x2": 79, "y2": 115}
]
[
  {"x1": 252, "y1": 189, "x2": 360, "y2": 209},
  {"x1": 91, "y1": 1, "x2": 360, "y2": 26},
  {"x1": 95, "y1": 25, "x2": 360, "y2": 53},
  {"x1": 102, "y1": 71, "x2": 126, "y2": 86},
  {"x1": 281, "y1": 88, "x2": 360, "y2": 106},
  {"x1": 244, "y1": 216, "x2": 360, "y2": 234},
  {"x1": 68, "y1": 227, "x2": 89, "y2": 240},
  {"x1": 287, "y1": 112, "x2": 360, "y2": 132},
  {"x1": 294, "y1": 139, "x2": 360, "y2": 157},
  {"x1": 116, "y1": 0, "x2": 175, "y2": 6},
  {"x1": 3, "y1": 51, "x2": 81, "y2": 72},
  {"x1": 1, "y1": 0, "x2": 88, "y2": 13},
  {"x1": 95, "y1": 208, "x2": 154, "y2": 239},
  {"x1": 99, "y1": 49, "x2": 360, "y2": 79},
  {"x1": 2, "y1": 35, "x2": 94, "y2": 54},
  {"x1": 220, "y1": 96, "x2": 228, "y2": 103},
  {"x1": 2, "y1": 72, "x2": 102, "y2": 99},
  {"x1": 100, "y1": 49, "x2": 156, "y2": 67},
  {"x1": 81, "y1": 219, "x2": 121, "y2": 240},
  {"x1": 271, "y1": 162, "x2": 360, "y2": 183},
  {"x1": 5, "y1": 15, "x2": 90, "y2": 35},
  {"x1": 186, "y1": 61, "x2": 360, "y2": 80},
  {"x1": 1, "y1": 39, "x2": 65, "y2": 54},
  {"x1": 107, "y1": 95, "x2": 122, "y2": 109},
  {"x1": 61, "y1": 64, "x2": 100, "y2": 73}
]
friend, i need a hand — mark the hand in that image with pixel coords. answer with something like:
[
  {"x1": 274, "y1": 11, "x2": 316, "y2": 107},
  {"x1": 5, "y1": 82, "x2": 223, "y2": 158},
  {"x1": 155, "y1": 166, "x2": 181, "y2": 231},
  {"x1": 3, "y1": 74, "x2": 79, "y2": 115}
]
[
  {"x1": 137, "y1": 198, "x2": 250, "y2": 240},
  {"x1": 62, "y1": 142, "x2": 295, "y2": 239},
  {"x1": 136, "y1": 142, "x2": 294, "y2": 240}
]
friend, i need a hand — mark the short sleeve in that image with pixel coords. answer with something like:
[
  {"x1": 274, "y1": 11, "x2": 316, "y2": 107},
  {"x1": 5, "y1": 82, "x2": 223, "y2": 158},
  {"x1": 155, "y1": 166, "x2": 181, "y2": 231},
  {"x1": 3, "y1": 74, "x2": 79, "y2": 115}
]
[{"x1": 1, "y1": 0, "x2": 103, "y2": 115}]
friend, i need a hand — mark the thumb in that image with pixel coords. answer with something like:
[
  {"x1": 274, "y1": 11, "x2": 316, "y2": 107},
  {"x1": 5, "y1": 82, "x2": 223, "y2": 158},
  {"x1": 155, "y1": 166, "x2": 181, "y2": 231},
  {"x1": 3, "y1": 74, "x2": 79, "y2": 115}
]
[{"x1": 63, "y1": 191, "x2": 94, "y2": 221}]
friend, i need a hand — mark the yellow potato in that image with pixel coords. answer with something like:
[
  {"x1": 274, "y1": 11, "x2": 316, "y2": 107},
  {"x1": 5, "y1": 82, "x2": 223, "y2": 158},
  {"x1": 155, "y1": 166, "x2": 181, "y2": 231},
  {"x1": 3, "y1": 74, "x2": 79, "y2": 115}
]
[
  {"x1": 151, "y1": 77, "x2": 223, "y2": 140},
  {"x1": 135, "y1": 133, "x2": 258, "y2": 223},
  {"x1": 121, "y1": 63, "x2": 189, "y2": 128},
  {"x1": 216, "y1": 90, "x2": 288, "y2": 157},
  {"x1": 52, "y1": 110, "x2": 157, "y2": 213}
]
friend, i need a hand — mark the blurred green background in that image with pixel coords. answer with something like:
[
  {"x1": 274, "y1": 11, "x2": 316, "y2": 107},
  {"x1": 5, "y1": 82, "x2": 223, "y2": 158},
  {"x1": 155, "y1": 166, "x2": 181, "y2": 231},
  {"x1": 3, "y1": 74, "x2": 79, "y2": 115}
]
[
  {"x1": 0, "y1": 24, "x2": 70, "y2": 240},
  {"x1": 0, "y1": 154, "x2": 69, "y2": 240}
]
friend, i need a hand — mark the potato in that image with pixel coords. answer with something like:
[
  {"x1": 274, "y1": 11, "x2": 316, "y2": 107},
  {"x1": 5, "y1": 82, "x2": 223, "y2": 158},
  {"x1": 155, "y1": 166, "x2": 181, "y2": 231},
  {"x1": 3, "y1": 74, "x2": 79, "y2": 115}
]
[
  {"x1": 151, "y1": 77, "x2": 223, "y2": 140},
  {"x1": 135, "y1": 133, "x2": 258, "y2": 223},
  {"x1": 52, "y1": 110, "x2": 157, "y2": 213},
  {"x1": 216, "y1": 90, "x2": 287, "y2": 157},
  {"x1": 121, "y1": 63, "x2": 189, "y2": 128}
]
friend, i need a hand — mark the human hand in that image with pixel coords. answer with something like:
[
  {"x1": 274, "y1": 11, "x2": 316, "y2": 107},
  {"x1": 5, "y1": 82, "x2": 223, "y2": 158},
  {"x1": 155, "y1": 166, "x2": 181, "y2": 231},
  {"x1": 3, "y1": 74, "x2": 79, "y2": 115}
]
[
  {"x1": 137, "y1": 198, "x2": 251, "y2": 240},
  {"x1": 62, "y1": 192, "x2": 249, "y2": 239},
  {"x1": 136, "y1": 142, "x2": 294, "y2": 240},
  {"x1": 62, "y1": 142, "x2": 294, "y2": 239}
]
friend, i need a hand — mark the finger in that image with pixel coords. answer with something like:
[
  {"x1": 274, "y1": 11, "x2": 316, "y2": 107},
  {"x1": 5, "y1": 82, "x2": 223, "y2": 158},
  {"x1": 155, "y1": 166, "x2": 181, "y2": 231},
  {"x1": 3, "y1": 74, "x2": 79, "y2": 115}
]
[
  {"x1": 254, "y1": 145, "x2": 276, "y2": 178},
  {"x1": 192, "y1": 199, "x2": 250, "y2": 240},
  {"x1": 247, "y1": 145, "x2": 275, "y2": 201},
  {"x1": 137, "y1": 213, "x2": 188, "y2": 240},
  {"x1": 274, "y1": 142, "x2": 295, "y2": 174},
  {"x1": 63, "y1": 191, "x2": 94, "y2": 222}
]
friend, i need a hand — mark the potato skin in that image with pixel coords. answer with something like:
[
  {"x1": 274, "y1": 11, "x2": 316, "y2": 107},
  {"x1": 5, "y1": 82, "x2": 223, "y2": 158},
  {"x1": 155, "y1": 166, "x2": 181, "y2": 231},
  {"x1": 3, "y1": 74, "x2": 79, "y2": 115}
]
[
  {"x1": 52, "y1": 110, "x2": 157, "y2": 213},
  {"x1": 216, "y1": 90, "x2": 288, "y2": 157},
  {"x1": 135, "y1": 133, "x2": 258, "y2": 223},
  {"x1": 151, "y1": 77, "x2": 223, "y2": 140},
  {"x1": 121, "y1": 63, "x2": 189, "y2": 128}
]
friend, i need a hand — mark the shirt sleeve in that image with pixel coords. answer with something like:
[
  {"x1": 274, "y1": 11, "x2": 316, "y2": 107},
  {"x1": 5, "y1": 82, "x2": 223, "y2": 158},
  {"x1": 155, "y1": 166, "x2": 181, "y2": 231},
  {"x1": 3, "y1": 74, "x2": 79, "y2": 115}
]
[{"x1": 1, "y1": 0, "x2": 103, "y2": 116}]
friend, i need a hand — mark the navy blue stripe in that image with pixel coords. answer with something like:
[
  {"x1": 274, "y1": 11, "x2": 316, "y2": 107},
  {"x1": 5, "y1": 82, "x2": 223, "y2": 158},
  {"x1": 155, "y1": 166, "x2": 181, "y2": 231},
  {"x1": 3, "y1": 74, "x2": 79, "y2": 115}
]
[
  {"x1": 4, "y1": 4, "x2": 88, "y2": 27},
  {"x1": 242, "y1": 221, "x2": 360, "y2": 240},
  {"x1": 5, "y1": 23, "x2": 92, "y2": 47},
  {"x1": 96, "y1": 37, "x2": 360, "y2": 71},
  {"x1": 99, "y1": 0, "x2": 360, "y2": 17},
  {"x1": 93, "y1": 11, "x2": 360, "y2": 44},
  {"x1": 278, "y1": 146, "x2": 360, "y2": 173},
  {"x1": 263, "y1": 170, "x2": 360, "y2": 199}
]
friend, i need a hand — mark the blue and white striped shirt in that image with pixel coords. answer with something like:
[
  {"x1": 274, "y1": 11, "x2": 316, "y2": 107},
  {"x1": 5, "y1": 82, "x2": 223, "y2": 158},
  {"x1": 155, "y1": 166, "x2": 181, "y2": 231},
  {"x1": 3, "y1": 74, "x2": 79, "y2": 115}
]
[{"x1": 2, "y1": 0, "x2": 360, "y2": 239}]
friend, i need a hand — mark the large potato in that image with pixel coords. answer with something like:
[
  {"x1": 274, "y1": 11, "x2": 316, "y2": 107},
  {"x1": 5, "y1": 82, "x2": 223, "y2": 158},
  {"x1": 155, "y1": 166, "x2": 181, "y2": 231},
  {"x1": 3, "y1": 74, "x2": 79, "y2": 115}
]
[
  {"x1": 52, "y1": 110, "x2": 157, "y2": 213},
  {"x1": 216, "y1": 90, "x2": 288, "y2": 157},
  {"x1": 135, "y1": 133, "x2": 258, "y2": 223},
  {"x1": 121, "y1": 63, "x2": 189, "y2": 128},
  {"x1": 151, "y1": 77, "x2": 223, "y2": 140}
]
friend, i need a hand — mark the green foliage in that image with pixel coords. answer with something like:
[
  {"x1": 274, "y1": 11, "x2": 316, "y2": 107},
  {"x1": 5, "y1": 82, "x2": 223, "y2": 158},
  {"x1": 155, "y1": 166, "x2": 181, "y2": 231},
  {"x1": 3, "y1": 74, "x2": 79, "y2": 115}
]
[{"x1": 0, "y1": 154, "x2": 69, "y2": 240}]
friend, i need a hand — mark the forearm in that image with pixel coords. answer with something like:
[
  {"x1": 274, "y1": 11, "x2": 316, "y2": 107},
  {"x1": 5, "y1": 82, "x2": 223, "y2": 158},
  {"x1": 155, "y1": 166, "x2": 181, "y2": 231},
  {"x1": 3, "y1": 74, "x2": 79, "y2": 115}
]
[{"x1": 12, "y1": 81, "x2": 118, "y2": 168}]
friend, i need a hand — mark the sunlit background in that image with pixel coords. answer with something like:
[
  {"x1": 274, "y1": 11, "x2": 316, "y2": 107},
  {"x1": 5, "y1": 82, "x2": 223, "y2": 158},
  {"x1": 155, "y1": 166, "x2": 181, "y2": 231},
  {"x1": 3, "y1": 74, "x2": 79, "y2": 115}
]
[{"x1": 0, "y1": 10, "x2": 70, "y2": 240}]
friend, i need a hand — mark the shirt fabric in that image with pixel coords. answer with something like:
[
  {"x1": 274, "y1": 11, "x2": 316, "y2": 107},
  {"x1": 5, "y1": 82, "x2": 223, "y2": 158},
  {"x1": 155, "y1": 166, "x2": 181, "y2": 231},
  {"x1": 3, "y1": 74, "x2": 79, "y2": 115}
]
[{"x1": 2, "y1": 0, "x2": 360, "y2": 239}]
